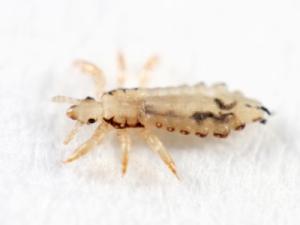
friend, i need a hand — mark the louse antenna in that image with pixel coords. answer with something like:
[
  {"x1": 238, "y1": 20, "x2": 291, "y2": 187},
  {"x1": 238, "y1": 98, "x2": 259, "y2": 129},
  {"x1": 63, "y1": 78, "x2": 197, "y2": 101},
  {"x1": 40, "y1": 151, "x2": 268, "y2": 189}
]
[{"x1": 52, "y1": 96, "x2": 81, "y2": 104}]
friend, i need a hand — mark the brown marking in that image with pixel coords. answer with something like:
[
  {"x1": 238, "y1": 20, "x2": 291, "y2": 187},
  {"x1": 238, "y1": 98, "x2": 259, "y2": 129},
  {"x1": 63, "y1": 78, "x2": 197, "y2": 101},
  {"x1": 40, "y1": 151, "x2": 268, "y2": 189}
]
[
  {"x1": 103, "y1": 117, "x2": 144, "y2": 129},
  {"x1": 156, "y1": 122, "x2": 163, "y2": 128},
  {"x1": 107, "y1": 90, "x2": 114, "y2": 95},
  {"x1": 253, "y1": 117, "x2": 267, "y2": 124},
  {"x1": 259, "y1": 106, "x2": 271, "y2": 116},
  {"x1": 214, "y1": 132, "x2": 229, "y2": 138},
  {"x1": 85, "y1": 96, "x2": 95, "y2": 100},
  {"x1": 167, "y1": 127, "x2": 175, "y2": 132},
  {"x1": 260, "y1": 119, "x2": 267, "y2": 124},
  {"x1": 235, "y1": 124, "x2": 246, "y2": 130},
  {"x1": 180, "y1": 130, "x2": 190, "y2": 135},
  {"x1": 214, "y1": 98, "x2": 237, "y2": 110},
  {"x1": 192, "y1": 112, "x2": 213, "y2": 121},
  {"x1": 195, "y1": 132, "x2": 208, "y2": 138},
  {"x1": 218, "y1": 113, "x2": 235, "y2": 122},
  {"x1": 106, "y1": 88, "x2": 139, "y2": 96},
  {"x1": 105, "y1": 89, "x2": 124, "y2": 96},
  {"x1": 191, "y1": 111, "x2": 234, "y2": 123}
]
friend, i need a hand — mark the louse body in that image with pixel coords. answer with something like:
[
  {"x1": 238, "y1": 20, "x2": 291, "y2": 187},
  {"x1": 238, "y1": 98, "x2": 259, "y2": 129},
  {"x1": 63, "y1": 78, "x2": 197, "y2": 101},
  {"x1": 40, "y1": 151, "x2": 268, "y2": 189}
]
[
  {"x1": 101, "y1": 85, "x2": 269, "y2": 137},
  {"x1": 53, "y1": 53, "x2": 270, "y2": 178}
]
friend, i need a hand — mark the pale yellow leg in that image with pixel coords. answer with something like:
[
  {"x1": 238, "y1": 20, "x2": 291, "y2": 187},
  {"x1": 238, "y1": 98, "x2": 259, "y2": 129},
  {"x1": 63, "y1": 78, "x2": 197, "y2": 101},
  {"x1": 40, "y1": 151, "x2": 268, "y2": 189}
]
[
  {"x1": 64, "y1": 124, "x2": 109, "y2": 163},
  {"x1": 139, "y1": 55, "x2": 159, "y2": 87},
  {"x1": 117, "y1": 131, "x2": 131, "y2": 176},
  {"x1": 63, "y1": 122, "x2": 83, "y2": 145},
  {"x1": 73, "y1": 60, "x2": 106, "y2": 98},
  {"x1": 140, "y1": 130, "x2": 179, "y2": 179},
  {"x1": 116, "y1": 51, "x2": 127, "y2": 87}
]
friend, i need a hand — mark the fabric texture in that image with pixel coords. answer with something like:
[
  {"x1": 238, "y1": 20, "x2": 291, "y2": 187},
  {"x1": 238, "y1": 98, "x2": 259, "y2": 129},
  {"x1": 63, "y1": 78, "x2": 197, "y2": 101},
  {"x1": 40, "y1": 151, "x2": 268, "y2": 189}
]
[{"x1": 1, "y1": 0, "x2": 299, "y2": 224}]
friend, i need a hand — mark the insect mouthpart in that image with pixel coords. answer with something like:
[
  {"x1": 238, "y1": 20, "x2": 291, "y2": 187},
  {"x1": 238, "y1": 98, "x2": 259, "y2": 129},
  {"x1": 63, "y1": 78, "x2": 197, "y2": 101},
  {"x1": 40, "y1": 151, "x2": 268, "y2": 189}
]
[{"x1": 66, "y1": 107, "x2": 78, "y2": 120}]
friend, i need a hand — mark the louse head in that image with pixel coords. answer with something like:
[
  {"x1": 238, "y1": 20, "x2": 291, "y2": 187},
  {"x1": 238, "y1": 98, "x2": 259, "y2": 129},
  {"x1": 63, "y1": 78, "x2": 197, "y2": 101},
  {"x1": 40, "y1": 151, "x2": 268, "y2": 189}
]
[
  {"x1": 53, "y1": 96, "x2": 103, "y2": 125},
  {"x1": 67, "y1": 96, "x2": 103, "y2": 124}
]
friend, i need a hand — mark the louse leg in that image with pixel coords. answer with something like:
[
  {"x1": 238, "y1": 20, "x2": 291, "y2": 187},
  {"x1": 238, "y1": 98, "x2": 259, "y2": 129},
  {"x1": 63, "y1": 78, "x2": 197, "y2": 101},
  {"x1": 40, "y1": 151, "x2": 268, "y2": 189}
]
[
  {"x1": 52, "y1": 96, "x2": 81, "y2": 104},
  {"x1": 63, "y1": 121, "x2": 83, "y2": 145},
  {"x1": 139, "y1": 55, "x2": 159, "y2": 87},
  {"x1": 140, "y1": 130, "x2": 179, "y2": 179},
  {"x1": 63, "y1": 124, "x2": 109, "y2": 163},
  {"x1": 116, "y1": 51, "x2": 127, "y2": 87},
  {"x1": 117, "y1": 130, "x2": 131, "y2": 176},
  {"x1": 73, "y1": 60, "x2": 106, "y2": 99}
]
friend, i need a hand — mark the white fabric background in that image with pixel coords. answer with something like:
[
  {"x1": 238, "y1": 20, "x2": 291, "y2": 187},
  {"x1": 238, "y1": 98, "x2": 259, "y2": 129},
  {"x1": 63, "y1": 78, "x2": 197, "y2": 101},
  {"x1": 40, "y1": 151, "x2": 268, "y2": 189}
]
[{"x1": 1, "y1": 0, "x2": 300, "y2": 224}]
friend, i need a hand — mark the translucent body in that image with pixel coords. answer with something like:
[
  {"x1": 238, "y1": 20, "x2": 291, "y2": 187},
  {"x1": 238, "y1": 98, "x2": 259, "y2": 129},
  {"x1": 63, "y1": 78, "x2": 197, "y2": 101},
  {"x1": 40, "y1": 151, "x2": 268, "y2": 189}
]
[
  {"x1": 101, "y1": 84, "x2": 267, "y2": 138},
  {"x1": 53, "y1": 53, "x2": 270, "y2": 178}
]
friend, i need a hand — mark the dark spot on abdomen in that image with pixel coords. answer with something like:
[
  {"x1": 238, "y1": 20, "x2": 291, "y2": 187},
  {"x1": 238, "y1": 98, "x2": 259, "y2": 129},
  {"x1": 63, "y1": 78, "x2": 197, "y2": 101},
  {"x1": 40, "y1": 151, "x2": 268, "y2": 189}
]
[
  {"x1": 180, "y1": 130, "x2": 190, "y2": 135},
  {"x1": 167, "y1": 127, "x2": 175, "y2": 132},
  {"x1": 195, "y1": 132, "x2": 208, "y2": 138},
  {"x1": 191, "y1": 111, "x2": 234, "y2": 123},
  {"x1": 191, "y1": 112, "x2": 214, "y2": 121},
  {"x1": 214, "y1": 132, "x2": 229, "y2": 138},
  {"x1": 214, "y1": 98, "x2": 237, "y2": 110}
]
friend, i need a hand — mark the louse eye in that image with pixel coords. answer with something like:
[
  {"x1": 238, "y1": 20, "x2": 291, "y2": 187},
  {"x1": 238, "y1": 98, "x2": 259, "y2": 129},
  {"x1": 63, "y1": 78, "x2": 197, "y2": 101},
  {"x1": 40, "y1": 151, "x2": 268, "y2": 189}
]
[{"x1": 87, "y1": 118, "x2": 97, "y2": 124}]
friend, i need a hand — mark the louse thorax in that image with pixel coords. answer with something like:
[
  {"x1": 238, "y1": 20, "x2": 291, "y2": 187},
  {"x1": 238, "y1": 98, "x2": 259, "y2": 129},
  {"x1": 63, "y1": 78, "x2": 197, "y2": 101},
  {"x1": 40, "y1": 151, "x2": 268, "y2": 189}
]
[
  {"x1": 66, "y1": 97, "x2": 103, "y2": 124},
  {"x1": 101, "y1": 89, "x2": 145, "y2": 128}
]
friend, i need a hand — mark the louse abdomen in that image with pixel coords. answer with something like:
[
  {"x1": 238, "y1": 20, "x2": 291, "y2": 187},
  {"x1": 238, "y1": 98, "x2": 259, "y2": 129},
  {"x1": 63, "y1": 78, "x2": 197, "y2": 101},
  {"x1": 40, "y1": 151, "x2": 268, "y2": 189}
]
[
  {"x1": 102, "y1": 87, "x2": 268, "y2": 137},
  {"x1": 143, "y1": 106, "x2": 237, "y2": 138}
]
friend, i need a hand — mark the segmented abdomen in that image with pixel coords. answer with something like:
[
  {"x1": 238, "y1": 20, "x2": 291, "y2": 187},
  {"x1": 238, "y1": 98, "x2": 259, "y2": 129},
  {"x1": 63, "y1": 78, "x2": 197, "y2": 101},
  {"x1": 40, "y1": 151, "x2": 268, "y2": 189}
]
[{"x1": 142, "y1": 84, "x2": 269, "y2": 138}]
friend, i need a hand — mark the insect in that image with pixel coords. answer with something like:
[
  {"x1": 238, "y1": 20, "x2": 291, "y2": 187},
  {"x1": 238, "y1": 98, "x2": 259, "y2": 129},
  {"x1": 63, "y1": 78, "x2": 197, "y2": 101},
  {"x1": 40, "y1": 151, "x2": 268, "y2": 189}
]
[{"x1": 53, "y1": 53, "x2": 271, "y2": 178}]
